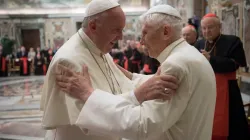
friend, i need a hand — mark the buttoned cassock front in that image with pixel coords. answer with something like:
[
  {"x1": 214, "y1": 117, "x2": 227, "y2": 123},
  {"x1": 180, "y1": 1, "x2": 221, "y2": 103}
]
[{"x1": 75, "y1": 38, "x2": 217, "y2": 140}]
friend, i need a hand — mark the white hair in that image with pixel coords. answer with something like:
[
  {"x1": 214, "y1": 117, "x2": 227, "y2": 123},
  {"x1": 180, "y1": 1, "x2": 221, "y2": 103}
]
[
  {"x1": 139, "y1": 13, "x2": 183, "y2": 39},
  {"x1": 82, "y1": 12, "x2": 107, "y2": 29}
]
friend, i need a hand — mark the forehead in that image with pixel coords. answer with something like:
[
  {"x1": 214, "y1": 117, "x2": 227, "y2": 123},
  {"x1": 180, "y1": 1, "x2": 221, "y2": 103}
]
[
  {"x1": 102, "y1": 7, "x2": 125, "y2": 26},
  {"x1": 142, "y1": 23, "x2": 155, "y2": 31},
  {"x1": 201, "y1": 18, "x2": 217, "y2": 26},
  {"x1": 182, "y1": 27, "x2": 192, "y2": 33}
]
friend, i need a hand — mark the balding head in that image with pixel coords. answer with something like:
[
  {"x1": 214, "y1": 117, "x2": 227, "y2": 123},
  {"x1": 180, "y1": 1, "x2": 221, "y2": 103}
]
[{"x1": 182, "y1": 25, "x2": 197, "y2": 45}]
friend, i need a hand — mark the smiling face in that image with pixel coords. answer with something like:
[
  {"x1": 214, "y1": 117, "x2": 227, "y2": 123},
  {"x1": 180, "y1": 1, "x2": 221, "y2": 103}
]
[{"x1": 88, "y1": 6, "x2": 126, "y2": 54}]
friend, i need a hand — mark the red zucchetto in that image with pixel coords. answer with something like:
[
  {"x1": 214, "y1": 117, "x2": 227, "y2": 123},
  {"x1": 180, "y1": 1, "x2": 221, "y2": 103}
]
[{"x1": 202, "y1": 13, "x2": 218, "y2": 19}]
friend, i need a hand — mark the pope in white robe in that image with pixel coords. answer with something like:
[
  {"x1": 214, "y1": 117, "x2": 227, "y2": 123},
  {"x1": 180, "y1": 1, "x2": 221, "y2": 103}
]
[
  {"x1": 41, "y1": 28, "x2": 133, "y2": 140},
  {"x1": 55, "y1": 5, "x2": 217, "y2": 140},
  {"x1": 40, "y1": 1, "x2": 178, "y2": 140}
]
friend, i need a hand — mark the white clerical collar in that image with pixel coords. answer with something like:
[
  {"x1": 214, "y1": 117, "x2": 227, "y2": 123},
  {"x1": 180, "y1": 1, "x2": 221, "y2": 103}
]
[
  {"x1": 157, "y1": 38, "x2": 185, "y2": 63},
  {"x1": 78, "y1": 28, "x2": 103, "y2": 56}
]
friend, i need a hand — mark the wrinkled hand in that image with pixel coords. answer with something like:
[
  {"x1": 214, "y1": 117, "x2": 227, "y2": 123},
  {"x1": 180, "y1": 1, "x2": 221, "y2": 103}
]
[
  {"x1": 55, "y1": 64, "x2": 93, "y2": 102},
  {"x1": 135, "y1": 67, "x2": 178, "y2": 104},
  {"x1": 201, "y1": 50, "x2": 210, "y2": 60}
]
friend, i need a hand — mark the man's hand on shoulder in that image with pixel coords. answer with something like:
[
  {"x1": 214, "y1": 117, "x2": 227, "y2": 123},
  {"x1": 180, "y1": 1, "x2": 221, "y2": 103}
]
[{"x1": 134, "y1": 67, "x2": 178, "y2": 104}]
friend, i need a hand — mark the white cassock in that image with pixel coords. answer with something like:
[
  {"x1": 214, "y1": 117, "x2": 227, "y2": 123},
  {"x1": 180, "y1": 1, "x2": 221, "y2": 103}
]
[
  {"x1": 40, "y1": 29, "x2": 141, "y2": 140},
  {"x1": 75, "y1": 38, "x2": 217, "y2": 140}
]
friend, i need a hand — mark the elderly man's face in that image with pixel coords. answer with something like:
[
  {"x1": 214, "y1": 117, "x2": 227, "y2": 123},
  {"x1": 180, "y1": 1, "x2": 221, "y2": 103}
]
[
  {"x1": 93, "y1": 7, "x2": 125, "y2": 54},
  {"x1": 140, "y1": 23, "x2": 164, "y2": 58},
  {"x1": 182, "y1": 27, "x2": 197, "y2": 45},
  {"x1": 201, "y1": 17, "x2": 221, "y2": 41}
]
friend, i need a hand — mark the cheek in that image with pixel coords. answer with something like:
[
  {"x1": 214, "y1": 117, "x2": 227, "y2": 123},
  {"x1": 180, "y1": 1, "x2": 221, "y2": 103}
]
[
  {"x1": 202, "y1": 30, "x2": 207, "y2": 36},
  {"x1": 102, "y1": 34, "x2": 114, "y2": 43},
  {"x1": 146, "y1": 34, "x2": 157, "y2": 44}
]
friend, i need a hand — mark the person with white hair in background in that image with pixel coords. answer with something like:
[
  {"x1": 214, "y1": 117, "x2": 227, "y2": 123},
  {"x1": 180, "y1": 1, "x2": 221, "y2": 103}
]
[
  {"x1": 182, "y1": 25, "x2": 198, "y2": 45},
  {"x1": 41, "y1": 0, "x2": 178, "y2": 140},
  {"x1": 195, "y1": 13, "x2": 249, "y2": 140},
  {"x1": 55, "y1": 4, "x2": 217, "y2": 140}
]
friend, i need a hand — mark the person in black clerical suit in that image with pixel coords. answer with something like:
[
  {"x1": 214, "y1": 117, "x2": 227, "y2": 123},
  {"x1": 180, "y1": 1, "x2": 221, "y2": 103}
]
[
  {"x1": 129, "y1": 41, "x2": 142, "y2": 73},
  {"x1": 195, "y1": 13, "x2": 250, "y2": 140},
  {"x1": 110, "y1": 42, "x2": 124, "y2": 66},
  {"x1": 34, "y1": 53, "x2": 45, "y2": 75},
  {"x1": 140, "y1": 46, "x2": 160, "y2": 75},
  {"x1": 43, "y1": 48, "x2": 54, "y2": 74},
  {"x1": 182, "y1": 25, "x2": 198, "y2": 46}
]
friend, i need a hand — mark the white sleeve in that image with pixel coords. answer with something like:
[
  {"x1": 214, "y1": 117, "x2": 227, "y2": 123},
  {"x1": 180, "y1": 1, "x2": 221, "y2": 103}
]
[
  {"x1": 118, "y1": 91, "x2": 140, "y2": 105},
  {"x1": 75, "y1": 62, "x2": 190, "y2": 140},
  {"x1": 131, "y1": 73, "x2": 153, "y2": 87}
]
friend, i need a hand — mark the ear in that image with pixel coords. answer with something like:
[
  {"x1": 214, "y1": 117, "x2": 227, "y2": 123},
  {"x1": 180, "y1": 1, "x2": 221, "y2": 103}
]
[
  {"x1": 88, "y1": 20, "x2": 97, "y2": 32},
  {"x1": 163, "y1": 25, "x2": 171, "y2": 40}
]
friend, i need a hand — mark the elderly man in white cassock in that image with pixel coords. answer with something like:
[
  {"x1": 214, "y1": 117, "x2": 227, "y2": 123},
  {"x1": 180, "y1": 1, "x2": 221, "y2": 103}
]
[
  {"x1": 55, "y1": 4, "x2": 217, "y2": 140},
  {"x1": 40, "y1": 0, "x2": 179, "y2": 140}
]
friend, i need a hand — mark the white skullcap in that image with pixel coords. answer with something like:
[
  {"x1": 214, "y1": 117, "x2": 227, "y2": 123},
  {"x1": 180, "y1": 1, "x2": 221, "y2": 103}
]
[
  {"x1": 84, "y1": 0, "x2": 120, "y2": 17},
  {"x1": 142, "y1": 5, "x2": 182, "y2": 19}
]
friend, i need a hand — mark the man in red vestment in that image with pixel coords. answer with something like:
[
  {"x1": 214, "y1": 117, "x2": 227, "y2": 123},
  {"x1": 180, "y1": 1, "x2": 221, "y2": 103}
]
[{"x1": 195, "y1": 13, "x2": 250, "y2": 140}]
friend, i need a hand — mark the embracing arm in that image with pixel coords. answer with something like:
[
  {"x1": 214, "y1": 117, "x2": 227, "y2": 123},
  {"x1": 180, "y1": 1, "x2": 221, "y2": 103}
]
[{"x1": 75, "y1": 62, "x2": 187, "y2": 140}]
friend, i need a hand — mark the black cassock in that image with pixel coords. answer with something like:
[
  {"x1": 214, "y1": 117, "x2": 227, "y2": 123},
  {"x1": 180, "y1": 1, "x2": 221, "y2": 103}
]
[
  {"x1": 195, "y1": 34, "x2": 250, "y2": 140},
  {"x1": 110, "y1": 51, "x2": 124, "y2": 67},
  {"x1": 0, "y1": 53, "x2": 8, "y2": 77},
  {"x1": 141, "y1": 55, "x2": 160, "y2": 75},
  {"x1": 34, "y1": 57, "x2": 45, "y2": 75},
  {"x1": 124, "y1": 47, "x2": 133, "y2": 71},
  {"x1": 45, "y1": 54, "x2": 54, "y2": 72},
  {"x1": 130, "y1": 48, "x2": 142, "y2": 73}
]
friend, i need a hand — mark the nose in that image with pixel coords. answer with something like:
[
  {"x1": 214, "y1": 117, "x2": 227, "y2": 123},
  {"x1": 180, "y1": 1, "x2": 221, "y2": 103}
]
[{"x1": 202, "y1": 29, "x2": 208, "y2": 36}]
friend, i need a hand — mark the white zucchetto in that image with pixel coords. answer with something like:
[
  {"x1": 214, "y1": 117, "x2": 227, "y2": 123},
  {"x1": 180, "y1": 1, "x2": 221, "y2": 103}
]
[
  {"x1": 84, "y1": 0, "x2": 120, "y2": 17},
  {"x1": 142, "y1": 4, "x2": 182, "y2": 19}
]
